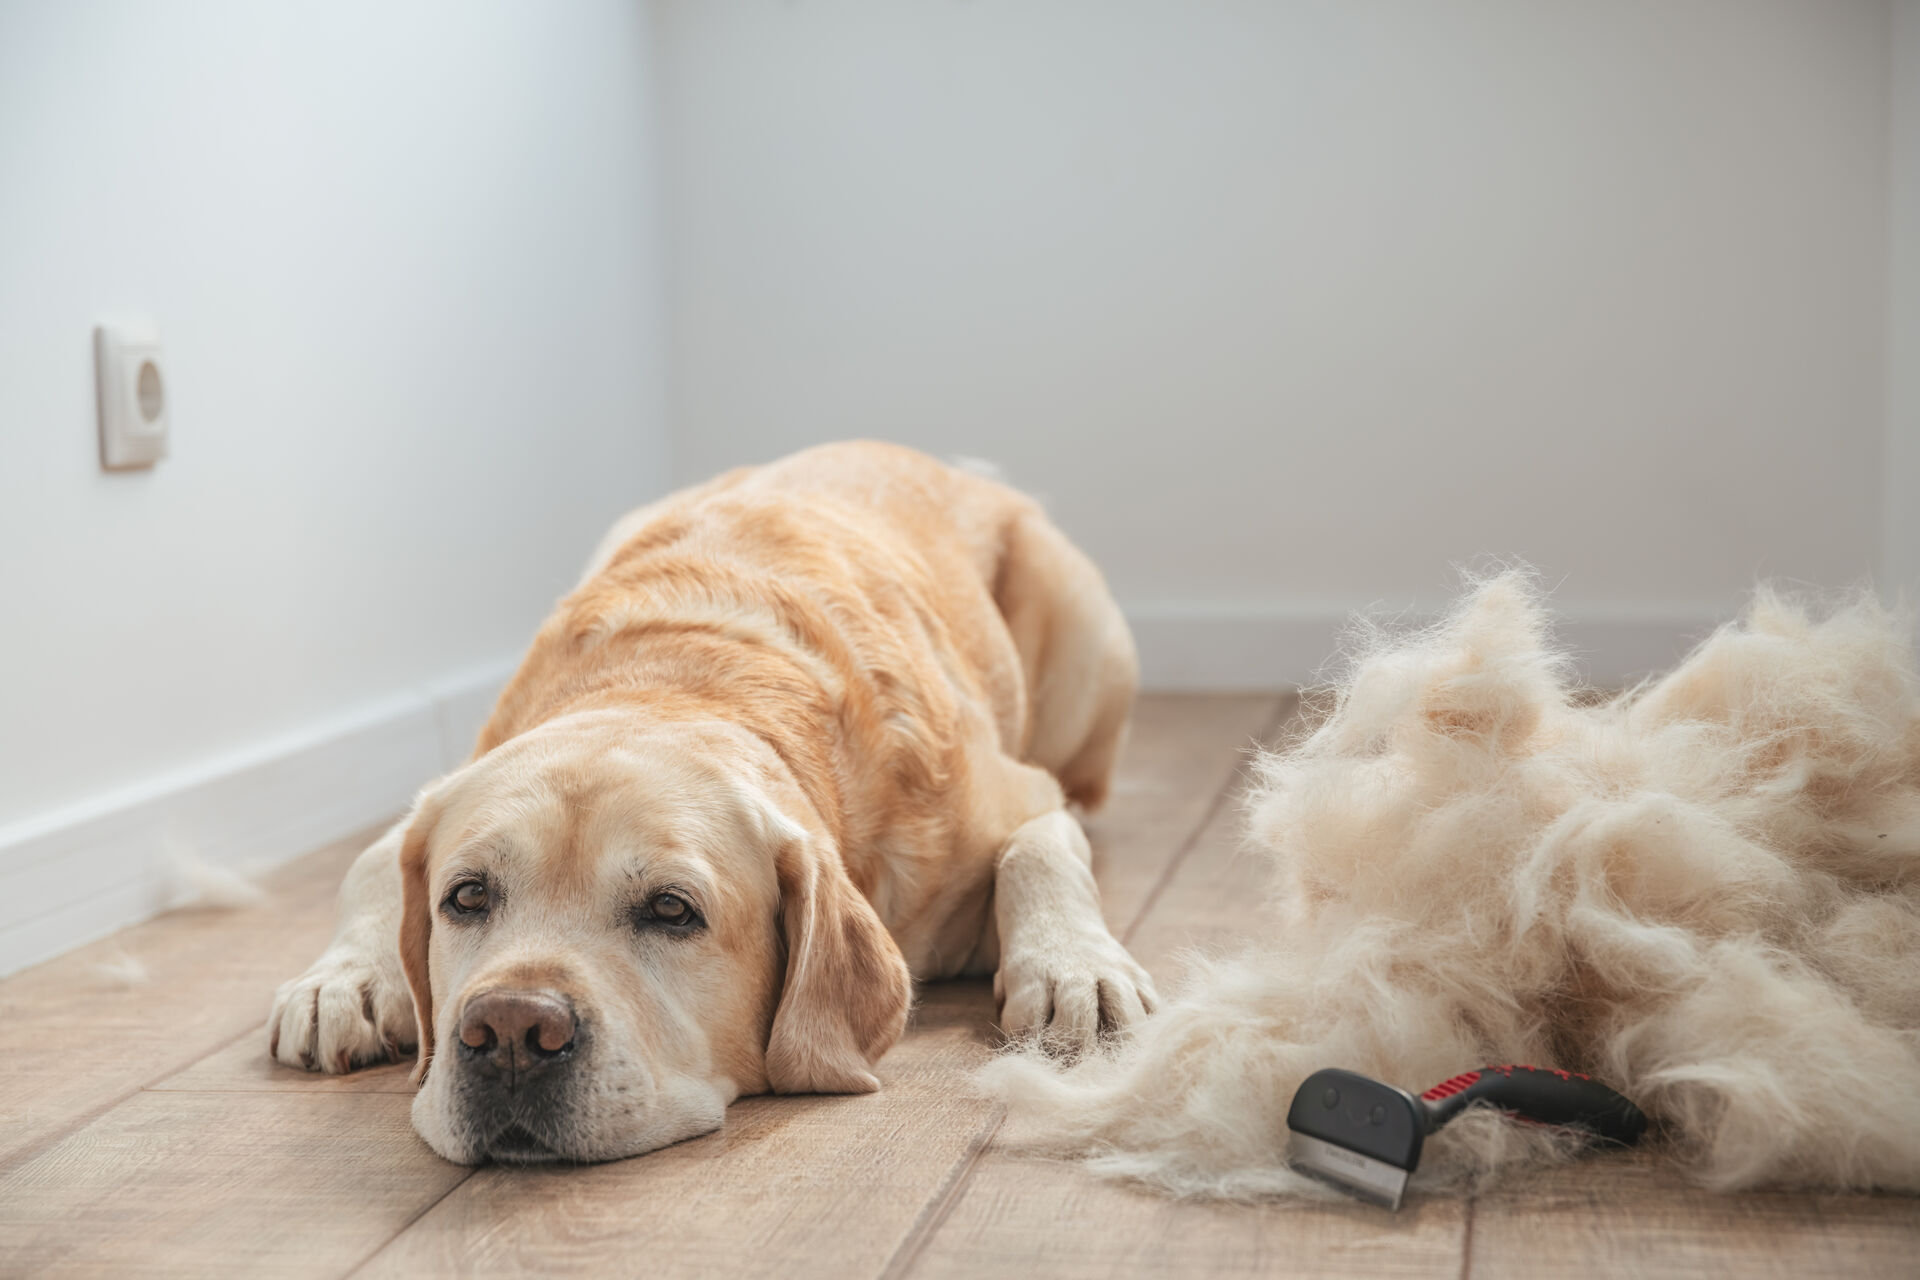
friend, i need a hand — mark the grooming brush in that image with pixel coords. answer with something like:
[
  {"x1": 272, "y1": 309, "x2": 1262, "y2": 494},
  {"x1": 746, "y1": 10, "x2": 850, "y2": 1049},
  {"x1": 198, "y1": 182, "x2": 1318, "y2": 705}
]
[{"x1": 1285, "y1": 1064, "x2": 1648, "y2": 1209}]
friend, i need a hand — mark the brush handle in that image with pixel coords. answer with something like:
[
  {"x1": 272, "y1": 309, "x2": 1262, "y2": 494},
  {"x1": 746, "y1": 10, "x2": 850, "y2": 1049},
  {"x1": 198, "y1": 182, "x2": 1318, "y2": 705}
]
[{"x1": 1419, "y1": 1064, "x2": 1647, "y2": 1145}]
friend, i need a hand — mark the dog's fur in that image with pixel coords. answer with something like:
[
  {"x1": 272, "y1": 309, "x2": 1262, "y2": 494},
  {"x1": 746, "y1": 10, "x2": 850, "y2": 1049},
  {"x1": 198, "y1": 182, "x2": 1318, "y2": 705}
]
[
  {"x1": 268, "y1": 442, "x2": 1155, "y2": 1164},
  {"x1": 985, "y1": 572, "x2": 1920, "y2": 1198}
]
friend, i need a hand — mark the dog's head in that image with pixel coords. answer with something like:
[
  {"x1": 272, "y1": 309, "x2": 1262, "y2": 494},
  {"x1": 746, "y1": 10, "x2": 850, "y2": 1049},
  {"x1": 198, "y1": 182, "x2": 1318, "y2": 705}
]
[{"x1": 396, "y1": 710, "x2": 911, "y2": 1164}]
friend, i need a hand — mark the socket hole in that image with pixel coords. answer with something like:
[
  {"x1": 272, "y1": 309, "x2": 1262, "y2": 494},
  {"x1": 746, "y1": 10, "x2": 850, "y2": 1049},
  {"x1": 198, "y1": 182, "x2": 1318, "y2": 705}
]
[{"x1": 136, "y1": 360, "x2": 164, "y2": 423}]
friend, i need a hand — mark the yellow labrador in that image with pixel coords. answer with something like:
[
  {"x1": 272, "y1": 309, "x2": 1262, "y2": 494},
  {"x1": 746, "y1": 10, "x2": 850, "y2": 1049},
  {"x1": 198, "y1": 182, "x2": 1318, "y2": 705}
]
[{"x1": 267, "y1": 442, "x2": 1154, "y2": 1163}]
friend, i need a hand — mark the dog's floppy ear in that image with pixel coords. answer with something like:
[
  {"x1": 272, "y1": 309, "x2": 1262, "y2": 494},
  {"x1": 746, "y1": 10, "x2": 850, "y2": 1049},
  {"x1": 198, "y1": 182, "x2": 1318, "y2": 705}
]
[
  {"x1": 749, "y1": 790, "x2": 912, "y2": 1094},
  {"x1": 396, "y1": 787, "x2": 446, "y2": 1087}
]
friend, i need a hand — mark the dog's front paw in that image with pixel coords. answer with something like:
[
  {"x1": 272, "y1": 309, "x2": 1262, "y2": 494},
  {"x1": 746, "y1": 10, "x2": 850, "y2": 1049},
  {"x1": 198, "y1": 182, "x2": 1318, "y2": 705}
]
[
  {"x1": 268, "y1": 948, "x2": 415, "y2": 1073},
  {"x1": 994, "y1": 928, "x2": 1159, "y2": 1055}
]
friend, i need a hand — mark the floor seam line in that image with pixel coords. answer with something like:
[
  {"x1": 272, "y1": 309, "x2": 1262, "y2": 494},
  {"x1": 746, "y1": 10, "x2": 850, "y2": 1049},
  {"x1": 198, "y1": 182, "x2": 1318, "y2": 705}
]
[
  {"x1": 873, "y1": 1108, "x2": 1006, "y2": 1280},
  {"x1": 0, "y1": 1021, "x2": 260, "y2": 1177},
  {"x1": 341, "y1": 1167, "x2": 478, "y2": 1278},
  {"x1": 1458, "y1": 1192, "x2": 1478, "y2": 1280},
  {"x1": 1121, "y1": 693, "x2": 1293, "y2": 946}
]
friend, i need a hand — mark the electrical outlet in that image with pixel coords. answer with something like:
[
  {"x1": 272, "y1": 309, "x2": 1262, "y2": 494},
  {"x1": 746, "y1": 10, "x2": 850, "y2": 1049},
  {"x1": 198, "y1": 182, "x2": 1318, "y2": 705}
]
[{"x1": 95, "y1": 317, "x2": 169, "y2": 470}]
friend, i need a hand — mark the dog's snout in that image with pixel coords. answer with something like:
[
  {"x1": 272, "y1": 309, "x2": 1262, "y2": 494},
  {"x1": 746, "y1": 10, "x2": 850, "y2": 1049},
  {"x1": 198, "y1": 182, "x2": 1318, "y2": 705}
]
[{"x1": 456, "y1": 989, "x2": 578, "y2": 1080}]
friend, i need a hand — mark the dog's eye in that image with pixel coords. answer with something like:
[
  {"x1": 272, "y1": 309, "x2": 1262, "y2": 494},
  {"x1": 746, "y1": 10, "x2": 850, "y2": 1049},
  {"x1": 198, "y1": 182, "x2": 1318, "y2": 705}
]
[
  {"x1": 636, "y1": 890, "x2": 702, "y2": 931},
  {"x1": 448, "y1": 880, "x2": 489, "y2": 915}
]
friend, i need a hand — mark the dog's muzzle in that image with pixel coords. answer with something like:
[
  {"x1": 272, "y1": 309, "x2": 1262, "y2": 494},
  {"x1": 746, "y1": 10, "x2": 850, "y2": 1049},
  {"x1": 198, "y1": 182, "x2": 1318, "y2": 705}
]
[{"x1": 452, "y1": 987, "x2": 585, "y2": 1162}]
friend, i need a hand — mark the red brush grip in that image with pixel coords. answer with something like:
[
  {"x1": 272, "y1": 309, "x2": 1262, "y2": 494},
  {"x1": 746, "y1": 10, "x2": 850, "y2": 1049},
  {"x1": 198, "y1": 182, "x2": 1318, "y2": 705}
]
[
  {"x1": 1420, "y1": 1070, "x2": 1483, "y2": 1101},
  {"x1": 1419, "y1": 1064, "x2": 1645, "y2": 1146}
]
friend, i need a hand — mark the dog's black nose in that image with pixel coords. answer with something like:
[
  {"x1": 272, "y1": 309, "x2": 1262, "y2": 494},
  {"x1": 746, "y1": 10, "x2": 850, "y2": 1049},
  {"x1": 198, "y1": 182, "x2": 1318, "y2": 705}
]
[{"x1": 456, "y1": 989, "x2": 577, "y2": 1083}]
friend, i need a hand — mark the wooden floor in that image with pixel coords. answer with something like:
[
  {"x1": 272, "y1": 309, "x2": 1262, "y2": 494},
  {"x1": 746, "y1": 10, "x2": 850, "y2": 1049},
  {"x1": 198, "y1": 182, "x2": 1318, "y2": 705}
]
[{"x1": 3, "y1": 694, "x2": 1915, "y2": 1278}]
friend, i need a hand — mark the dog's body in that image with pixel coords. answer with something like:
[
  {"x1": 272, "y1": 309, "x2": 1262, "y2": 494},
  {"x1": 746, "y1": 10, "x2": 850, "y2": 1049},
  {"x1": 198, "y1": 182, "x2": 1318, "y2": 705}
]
[{"x1": 269, "y1": 442, "x2": 1154, "y2": 1163}]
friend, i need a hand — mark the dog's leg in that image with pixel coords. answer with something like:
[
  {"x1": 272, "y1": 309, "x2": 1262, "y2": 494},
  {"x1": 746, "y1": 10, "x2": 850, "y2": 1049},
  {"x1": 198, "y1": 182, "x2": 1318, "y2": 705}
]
[
  {"x1": 267, "y1": 819, "x2": 416, "y2": 1072},
  {"x1": 993, "y1": 809, "x2": 1158, "y2": 1052},
  {"x1": 990, "y1": 503, "x2": 1138, "y2": 811}
]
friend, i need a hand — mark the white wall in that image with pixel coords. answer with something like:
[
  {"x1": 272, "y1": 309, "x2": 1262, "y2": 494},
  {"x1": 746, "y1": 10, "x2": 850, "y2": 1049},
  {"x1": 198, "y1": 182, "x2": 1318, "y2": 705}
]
[
  {"x1": 0, "y1": 0, "x2": 670, "y2": 832},
  {"x1": 1888, "y1": 1, "x2": 1920, "y2": 597},
  {"x1": 656, "y1": 0, "x2": 1893, "y2": 685}
]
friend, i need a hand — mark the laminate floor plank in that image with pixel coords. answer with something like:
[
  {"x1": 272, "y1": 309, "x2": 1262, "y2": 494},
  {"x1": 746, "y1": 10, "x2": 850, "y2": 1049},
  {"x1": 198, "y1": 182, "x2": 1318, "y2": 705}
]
[
  {"x1": 0, "y1": 821, "x2": 392, "y2": 1169},
  {"x1": 0, "y1": 1091, "x2": 469, "y2": 1279},
  {"x1": 153, "y1": 1035, "x2": 417, "y2": 1094},
  {"x1": 1085, "y1": 693, "x2": 1285, "y2": 934},
  {"x1": 1466, "y1": 1149, "x2": 1920, "y2": 1280}
]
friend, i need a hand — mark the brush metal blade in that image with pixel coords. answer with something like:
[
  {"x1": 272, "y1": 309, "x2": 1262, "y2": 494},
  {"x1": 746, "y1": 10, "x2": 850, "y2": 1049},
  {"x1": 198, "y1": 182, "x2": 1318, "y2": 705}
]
[{"x1": 1288, "y1": 1131, "x2": 1409, "y2": 1210}]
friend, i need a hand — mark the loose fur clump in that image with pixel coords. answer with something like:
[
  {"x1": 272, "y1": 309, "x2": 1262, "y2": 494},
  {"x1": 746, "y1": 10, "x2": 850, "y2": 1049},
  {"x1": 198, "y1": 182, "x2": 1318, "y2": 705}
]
[
  {"x1": 982, "y1": 571, "x2": 1920, "y2": 1198},
  {"x1": 93, "y1": 949, "x2": 152, "y2": 988},
  {"x1": 165, "y1": 840, "x2": 268, "y2": 910}
]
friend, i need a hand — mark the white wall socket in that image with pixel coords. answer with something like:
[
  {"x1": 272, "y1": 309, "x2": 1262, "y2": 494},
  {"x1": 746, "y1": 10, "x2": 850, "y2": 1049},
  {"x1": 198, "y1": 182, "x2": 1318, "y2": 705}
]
[{"x1": 95, "y1": 317, "x2": 169, "y2": 470}]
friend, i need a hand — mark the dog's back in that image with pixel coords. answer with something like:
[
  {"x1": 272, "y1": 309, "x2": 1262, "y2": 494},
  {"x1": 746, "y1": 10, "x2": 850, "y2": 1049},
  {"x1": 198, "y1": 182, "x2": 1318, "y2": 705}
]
[{"x1": 487, "y1": 441, "x2": 1135, "y2": 810}]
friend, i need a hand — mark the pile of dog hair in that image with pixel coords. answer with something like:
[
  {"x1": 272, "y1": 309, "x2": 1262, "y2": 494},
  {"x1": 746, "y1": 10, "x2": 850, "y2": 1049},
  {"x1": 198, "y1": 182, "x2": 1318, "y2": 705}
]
[{"x1": 984, "y1": 572, "x2": 1920, "y2": 1198}]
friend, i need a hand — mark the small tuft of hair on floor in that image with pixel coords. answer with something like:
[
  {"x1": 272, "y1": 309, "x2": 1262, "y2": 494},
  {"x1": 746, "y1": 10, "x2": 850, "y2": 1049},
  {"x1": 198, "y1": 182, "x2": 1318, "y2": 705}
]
[
  {"x1": 165, "y1": 840, "x2": 268, "y2": 910},
  {"x1": 93, "y1": 950, "x2": 152, "y2": 988}
]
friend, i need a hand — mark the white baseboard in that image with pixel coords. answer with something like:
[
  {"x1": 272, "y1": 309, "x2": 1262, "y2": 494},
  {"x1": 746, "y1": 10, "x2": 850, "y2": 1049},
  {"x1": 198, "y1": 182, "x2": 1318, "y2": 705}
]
[
  {"x1": 1127, "y1": 603, "x2": 1719, "y2": 691},
  {"x1": 0, "y1": 658, "x2": 518, "y2": 978}
]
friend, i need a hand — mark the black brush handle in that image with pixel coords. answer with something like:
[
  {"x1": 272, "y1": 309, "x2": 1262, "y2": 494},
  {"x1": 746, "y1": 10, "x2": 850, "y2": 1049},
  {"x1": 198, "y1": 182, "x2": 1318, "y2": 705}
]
[{"x1": 1419, "y1": 1064, "x2": 1647, "y2": 1145}]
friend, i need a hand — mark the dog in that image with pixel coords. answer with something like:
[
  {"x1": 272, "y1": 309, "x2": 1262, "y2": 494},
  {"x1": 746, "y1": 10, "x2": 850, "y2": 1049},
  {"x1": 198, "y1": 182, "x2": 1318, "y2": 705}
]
[{"x1": 267, "y1": 441, "x2": 1156, "y2": 1164}]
